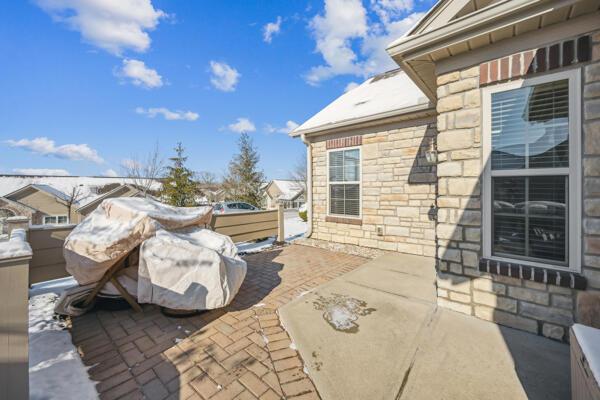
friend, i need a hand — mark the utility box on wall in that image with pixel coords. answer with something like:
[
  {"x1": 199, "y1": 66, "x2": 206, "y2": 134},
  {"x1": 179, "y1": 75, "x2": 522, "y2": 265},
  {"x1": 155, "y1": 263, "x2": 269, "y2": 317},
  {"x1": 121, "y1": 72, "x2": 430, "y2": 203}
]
[{"x1": 571, "y1": 324, "x2": 600, "y2": 400}]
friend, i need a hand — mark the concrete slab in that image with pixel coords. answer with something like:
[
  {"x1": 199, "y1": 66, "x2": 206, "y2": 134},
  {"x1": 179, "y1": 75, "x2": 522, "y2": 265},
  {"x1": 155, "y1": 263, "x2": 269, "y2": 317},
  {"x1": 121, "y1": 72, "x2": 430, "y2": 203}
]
[
  {"x1": 280, "y1": 251, "x2": 570, "y2": 400},
  {"x1": 342, "y1": 253, "x2": 436, "y2": 303}
]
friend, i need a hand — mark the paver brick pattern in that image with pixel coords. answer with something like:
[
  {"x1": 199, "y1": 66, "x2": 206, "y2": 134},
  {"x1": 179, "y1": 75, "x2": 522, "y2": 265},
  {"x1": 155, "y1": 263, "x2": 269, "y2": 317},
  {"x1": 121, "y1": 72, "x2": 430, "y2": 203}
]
[{"x1": 71, "y1": 244, "x2": 366, "y2": 400}]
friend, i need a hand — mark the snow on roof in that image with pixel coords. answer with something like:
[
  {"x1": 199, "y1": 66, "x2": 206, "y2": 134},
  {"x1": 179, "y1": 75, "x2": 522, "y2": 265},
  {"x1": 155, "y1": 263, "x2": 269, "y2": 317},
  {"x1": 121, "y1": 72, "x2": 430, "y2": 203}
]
[
  {"x1": 0, "y1": 175, "x2": 161, "y2": 207},
  {"x1": 292, "y1": 69, "x2": 430, "y2": 135},
  {"x1": 271, "y1": 179, "x2": 304, "y2": 201}
]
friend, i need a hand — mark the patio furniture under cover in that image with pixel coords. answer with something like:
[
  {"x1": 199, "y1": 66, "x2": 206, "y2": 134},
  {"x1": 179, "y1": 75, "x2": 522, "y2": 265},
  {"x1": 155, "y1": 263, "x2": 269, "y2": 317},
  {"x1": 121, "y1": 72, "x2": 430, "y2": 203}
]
[
  {"x1": 64, "y1": 197, "x2": 213, "y2": 286},
  {"x1": 61, "y1": 197, "x2": 246, "y2": 312},
  {"x1": 138, "y1": 228, "x2": 247, "y2": 310}
]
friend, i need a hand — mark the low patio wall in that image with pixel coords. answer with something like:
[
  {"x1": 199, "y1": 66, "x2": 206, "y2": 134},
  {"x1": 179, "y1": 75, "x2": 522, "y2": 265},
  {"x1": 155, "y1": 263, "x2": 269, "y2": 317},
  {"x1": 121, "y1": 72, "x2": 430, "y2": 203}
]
[
  {"x1": 0, "y1": 228, "x2": 32, "y2": 399},
  {"x1": 13, "y1": 207, "x2": 285, "y2": 285}
]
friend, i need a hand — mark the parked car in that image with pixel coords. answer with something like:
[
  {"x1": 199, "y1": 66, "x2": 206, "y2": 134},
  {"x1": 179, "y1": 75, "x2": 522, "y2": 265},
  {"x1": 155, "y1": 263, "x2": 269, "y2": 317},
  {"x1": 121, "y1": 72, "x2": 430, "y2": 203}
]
[{"x1": 213, "y1": 202, "x2": 260, "y2": 214}]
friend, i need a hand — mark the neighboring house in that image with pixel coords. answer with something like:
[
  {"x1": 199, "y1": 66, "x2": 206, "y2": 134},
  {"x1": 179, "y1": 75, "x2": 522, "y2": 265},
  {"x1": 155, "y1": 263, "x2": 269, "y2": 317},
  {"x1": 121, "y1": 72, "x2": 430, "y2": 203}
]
[
  {"x1": 292, "y1": 0, "x2": 600, "y2": 341},
  {"x1": 0, "y1": 175, "x2": 160, "y2": 226},
  {"x1": 263, "y1": 179, "x2": 306, "y2": 209}
]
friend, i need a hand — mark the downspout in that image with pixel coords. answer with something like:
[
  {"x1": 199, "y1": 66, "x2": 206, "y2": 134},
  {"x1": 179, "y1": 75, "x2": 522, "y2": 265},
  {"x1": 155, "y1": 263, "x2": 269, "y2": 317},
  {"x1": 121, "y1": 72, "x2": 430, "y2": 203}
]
[{"x1": 301, "y1": 133, "x2": 313, "y2": 238}]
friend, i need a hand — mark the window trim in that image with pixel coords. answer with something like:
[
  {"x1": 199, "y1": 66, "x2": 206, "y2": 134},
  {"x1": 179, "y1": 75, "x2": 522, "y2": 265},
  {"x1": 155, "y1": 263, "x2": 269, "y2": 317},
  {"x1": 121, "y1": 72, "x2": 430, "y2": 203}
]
[
  {"x1": 482, "y1": 68, "x2": 581, "y2": 272},
  {"x1": 43, "y1": 215, "x2": 69, "y2": 225},
  {"x1": 326, "y1": 145, "x2": 362, "y2": 220}
]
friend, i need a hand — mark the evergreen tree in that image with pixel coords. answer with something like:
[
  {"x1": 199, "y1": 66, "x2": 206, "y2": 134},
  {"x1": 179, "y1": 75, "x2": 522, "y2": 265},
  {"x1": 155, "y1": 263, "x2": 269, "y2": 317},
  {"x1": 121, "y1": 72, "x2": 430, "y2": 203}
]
[
  {"x1": 161, "y1": 142, "x2": 197, "y2": 207},
  {"x1": 224, "y1": 133, "x2": 265, "y2": 206}
]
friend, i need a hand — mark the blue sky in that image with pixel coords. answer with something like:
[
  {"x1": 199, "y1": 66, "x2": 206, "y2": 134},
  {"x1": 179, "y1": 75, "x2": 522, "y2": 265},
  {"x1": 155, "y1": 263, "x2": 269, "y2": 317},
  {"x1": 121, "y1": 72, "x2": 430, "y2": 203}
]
[{"x1": 0, "y1": 0, "x2": 435, "y2": 180}]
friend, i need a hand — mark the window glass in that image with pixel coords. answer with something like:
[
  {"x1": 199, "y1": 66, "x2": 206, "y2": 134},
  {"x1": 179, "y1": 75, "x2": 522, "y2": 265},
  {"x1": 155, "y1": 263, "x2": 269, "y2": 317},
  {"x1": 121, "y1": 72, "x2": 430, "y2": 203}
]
[
  {"x1": 329, "y1": 148, "x2": 360, "y2": 217},
  {"x1": 57, "y1": 216, "x2": 68, "y2": 224},
  {"x1": 491, "y1": 80, "x2": 569, "y2": 170},
  {"x1": 489, "y1": 78, "x2": 571, "y2": 266}
]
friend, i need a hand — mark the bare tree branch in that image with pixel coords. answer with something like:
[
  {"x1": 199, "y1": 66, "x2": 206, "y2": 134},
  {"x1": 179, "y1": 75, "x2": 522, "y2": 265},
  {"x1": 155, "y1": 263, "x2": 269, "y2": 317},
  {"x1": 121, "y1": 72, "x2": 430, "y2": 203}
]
[
  {"x1": 122, "y1": 142, "x2": 164, "y2": 196},
  {"x1": 289, "y1": 152, "x2": 307, "y2": 191},
  {"x1": 64, "y1": 185, "x2": 83, "y2": 223}
]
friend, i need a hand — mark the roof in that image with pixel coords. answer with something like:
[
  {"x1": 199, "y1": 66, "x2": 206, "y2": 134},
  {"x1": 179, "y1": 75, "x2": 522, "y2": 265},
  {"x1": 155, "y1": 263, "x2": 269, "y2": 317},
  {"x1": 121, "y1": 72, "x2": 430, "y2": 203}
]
[
  {"x1": 291, "y1": 69, "x2": 431, "y2": 137},
  {"x1": 267, "y1": 180, "x2": 304, "y2": 201},
  {"x1": 76, "y1": 184, "x2": 141, "y2": 212},
  {"x1": 386, "y1": 0, "x2": 599, "y2": 100},
  {"x1": 0, "y1": 175, "x2": 161, "y2": 207}
]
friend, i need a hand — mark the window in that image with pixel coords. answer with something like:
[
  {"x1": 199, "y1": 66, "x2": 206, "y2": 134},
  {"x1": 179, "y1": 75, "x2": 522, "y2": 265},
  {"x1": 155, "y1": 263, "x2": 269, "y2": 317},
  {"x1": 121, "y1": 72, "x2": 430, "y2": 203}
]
[
  {"x1": 328, "y1": 148, "x2": 360, "y2": 217},
  {"x1": 483, "y1": 70, "x2": 581, "y2": 270},
  {"x1": 43, "y1": 215, "x2": 68, "y2": 225}
]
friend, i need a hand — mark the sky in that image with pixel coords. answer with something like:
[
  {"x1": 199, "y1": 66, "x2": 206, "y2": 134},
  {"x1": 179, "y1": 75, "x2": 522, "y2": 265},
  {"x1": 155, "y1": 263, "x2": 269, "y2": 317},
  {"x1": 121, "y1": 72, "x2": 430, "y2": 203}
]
[{"x1": 0, "y1": 0, "x2": 435, "y2": 180}]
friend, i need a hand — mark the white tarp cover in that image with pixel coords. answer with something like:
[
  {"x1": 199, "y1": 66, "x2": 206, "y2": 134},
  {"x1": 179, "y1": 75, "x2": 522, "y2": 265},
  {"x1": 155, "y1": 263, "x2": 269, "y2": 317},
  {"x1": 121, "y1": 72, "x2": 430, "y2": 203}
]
[
  {"x1": 138, "y1": 228, "x2": 247, "y2": 310},
  {"x1": 64, "y1": 197, "x2": 213, "y2": 285}
]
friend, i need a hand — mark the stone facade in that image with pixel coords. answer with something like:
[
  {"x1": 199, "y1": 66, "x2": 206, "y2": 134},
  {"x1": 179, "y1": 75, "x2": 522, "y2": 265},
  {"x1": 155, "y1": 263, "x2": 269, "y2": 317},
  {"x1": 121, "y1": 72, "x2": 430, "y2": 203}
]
[
  {"x1": 435, "y1": 31, "x2": 600, "y2": 341},
  {"x1": 309, "y1": 119, "x2": 437, "y2": 257}
]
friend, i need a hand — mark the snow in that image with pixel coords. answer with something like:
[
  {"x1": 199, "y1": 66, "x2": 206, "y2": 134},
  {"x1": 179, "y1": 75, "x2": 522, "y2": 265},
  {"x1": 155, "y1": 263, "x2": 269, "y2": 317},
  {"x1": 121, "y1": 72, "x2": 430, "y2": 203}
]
[
  {"x1": 29, "y1": 280, "x2": 98, "y2": 400},
  {"x1": 237, "y1": 210, "x2": 306, "y2": 253},
  {"x1": 573, "y1": 323, "x2": 600, "y2": 384},
  {"x1": 0, "y1": 175, "x2": 161, "y2": 207},
  {"x1": 0, "y1": 228, "x2": 32, "y2": 259},
  {"x1": 269, "y1": 179, "x2": 304, "y2": 201},
  {"x1": 292, "y1": 69, "x2": 429, "y2": 135}
]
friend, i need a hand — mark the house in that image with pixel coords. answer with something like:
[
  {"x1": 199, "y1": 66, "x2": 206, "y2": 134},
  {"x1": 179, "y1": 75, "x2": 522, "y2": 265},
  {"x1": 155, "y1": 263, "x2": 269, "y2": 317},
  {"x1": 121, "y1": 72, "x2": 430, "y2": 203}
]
[
  {"x1": 0, "y1": 175, "x2": 160, "y2": 231},
  {"x1": 263, "y1": 179, "x2": 306, "y2": 209},
  {"x1": 292, "y1": 0, "x2": 600, "y2": 341}
]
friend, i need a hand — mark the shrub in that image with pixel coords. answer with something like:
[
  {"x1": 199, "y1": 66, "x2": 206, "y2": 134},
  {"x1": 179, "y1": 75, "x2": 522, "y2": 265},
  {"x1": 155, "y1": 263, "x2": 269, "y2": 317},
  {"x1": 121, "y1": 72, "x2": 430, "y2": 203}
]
[{"x1": 298, "y1": 210, "x2": 307, "y2": 222}]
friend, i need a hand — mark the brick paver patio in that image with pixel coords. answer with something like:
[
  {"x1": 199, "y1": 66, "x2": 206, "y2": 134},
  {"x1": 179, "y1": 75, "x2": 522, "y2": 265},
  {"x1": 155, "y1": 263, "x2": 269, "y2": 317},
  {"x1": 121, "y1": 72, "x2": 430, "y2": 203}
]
[{"x1": 71, "y1": 244, "x2": 367, "y2": 400}]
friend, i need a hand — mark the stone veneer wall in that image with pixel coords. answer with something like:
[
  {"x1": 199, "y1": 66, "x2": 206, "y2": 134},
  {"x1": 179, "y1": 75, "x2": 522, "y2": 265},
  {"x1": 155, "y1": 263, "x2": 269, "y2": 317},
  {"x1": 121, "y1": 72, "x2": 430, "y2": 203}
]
[
  {"x1": 309, "y1": 119, "x2": 438, "y2": 257},
  {"x1": 435, "y1": 31, "x2": 600, "y2": 341}
]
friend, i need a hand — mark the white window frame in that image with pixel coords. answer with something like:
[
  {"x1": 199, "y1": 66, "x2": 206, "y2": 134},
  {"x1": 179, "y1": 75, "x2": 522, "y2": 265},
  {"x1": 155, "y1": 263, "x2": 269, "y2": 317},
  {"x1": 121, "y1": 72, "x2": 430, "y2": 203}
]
[
  {"x1": 326, "y1": 146, "x2": 362, "y2": 219},
  {"x1": 482, "y1": 68, "x2": 581, "y2": 272},
  {"x1": 44, "y1": 215, "x2": 69, "y2": 225}
]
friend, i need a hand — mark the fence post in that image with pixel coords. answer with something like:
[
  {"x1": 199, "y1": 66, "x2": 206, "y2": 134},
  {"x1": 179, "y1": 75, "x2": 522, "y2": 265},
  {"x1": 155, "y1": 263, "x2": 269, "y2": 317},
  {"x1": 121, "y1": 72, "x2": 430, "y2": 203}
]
[
  {"x1": 277, "y1": 203, "x2": 285, "y2": 243},
  {"x1": 6, "y1": 216, "x2": 29, "y2": 237},
  {"x1": 0, "y1": 228, "x2": 32, "y2": 400}
]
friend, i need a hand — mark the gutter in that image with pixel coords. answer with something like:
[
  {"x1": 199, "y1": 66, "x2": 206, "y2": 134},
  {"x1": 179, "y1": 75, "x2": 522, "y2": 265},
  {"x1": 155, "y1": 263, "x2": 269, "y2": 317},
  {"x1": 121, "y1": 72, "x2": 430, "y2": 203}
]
[
  {"x1": 301, "y1": 134, "x2": 313, "y2": 238},
  {"x1": 291, "y1": 102, "x2": 436, "y2": 138}
]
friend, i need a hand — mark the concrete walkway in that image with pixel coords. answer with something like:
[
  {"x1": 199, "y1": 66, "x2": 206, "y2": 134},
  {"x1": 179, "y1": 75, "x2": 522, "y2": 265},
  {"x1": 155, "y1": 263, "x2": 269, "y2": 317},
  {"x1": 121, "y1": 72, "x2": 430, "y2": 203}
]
[{"x1": 280, "y1": 252, "x2": 570, "y2": 400}]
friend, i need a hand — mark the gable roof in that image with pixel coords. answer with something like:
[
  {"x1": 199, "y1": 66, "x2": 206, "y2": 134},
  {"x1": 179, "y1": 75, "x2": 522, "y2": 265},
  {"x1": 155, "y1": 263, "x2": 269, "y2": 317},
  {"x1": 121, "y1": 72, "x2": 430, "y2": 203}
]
[
  {"x1": 0, "y1": 175, "x2": 161, "y2": 208},
  {"x1": 291, "y1": 69, "x2": 432, "y2": 137},
  {"x1": 265, "y1": 179, "x2": 304, "y2": 201},
  {"x1": 76, "y1": 184, "x2": 141, "y2": 213},
  {"x1": 387, "y1": 0, "x2": 599, "y2": 100},
  {"x1": 4, "y1": 184, "x2": 72, "y2": 205}
]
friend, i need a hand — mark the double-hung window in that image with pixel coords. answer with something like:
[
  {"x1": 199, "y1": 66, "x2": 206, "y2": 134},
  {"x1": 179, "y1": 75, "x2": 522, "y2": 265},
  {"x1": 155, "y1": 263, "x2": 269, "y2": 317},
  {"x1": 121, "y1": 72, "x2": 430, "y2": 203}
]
[
  {"x1": 44, "y1": 215, "x2": 68, "y2": 225},
  {"x1": 328, "y1": 147, "x2": 360, "y2": 217},
  {"x1": 483, "y1": 70, "x2": 581, "y2": 270}
]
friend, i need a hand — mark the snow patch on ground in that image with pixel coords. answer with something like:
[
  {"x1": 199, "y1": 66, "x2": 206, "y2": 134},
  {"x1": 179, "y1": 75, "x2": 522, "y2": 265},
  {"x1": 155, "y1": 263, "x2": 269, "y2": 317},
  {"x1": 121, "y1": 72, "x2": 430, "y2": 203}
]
[
  {"x1": 237, "y1": 211, "x2": 306, "y2": 253},
  {"x1": 29, "y1": 283, "x2": 98, "y2": 399}
]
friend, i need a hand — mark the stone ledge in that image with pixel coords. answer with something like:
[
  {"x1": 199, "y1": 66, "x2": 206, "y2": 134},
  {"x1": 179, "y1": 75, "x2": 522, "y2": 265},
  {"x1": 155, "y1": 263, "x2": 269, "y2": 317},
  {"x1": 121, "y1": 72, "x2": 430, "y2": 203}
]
[
  {"x1": 325, "y1": 216, "x2": 362, "y2": 225},
  {"x1": 478, "y1": 258, "x2": 586, "y2": 290}
]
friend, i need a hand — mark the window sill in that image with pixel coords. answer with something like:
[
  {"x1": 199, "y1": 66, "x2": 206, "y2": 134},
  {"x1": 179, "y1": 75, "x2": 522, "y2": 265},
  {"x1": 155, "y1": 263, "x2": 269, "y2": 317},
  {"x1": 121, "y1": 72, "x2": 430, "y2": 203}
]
[
  {"x1": 325, "y1": 216, "x2": 362, "y2": 225},
  {"x1": 478, "y1": 257, "x2": 586, "y2": 290}
]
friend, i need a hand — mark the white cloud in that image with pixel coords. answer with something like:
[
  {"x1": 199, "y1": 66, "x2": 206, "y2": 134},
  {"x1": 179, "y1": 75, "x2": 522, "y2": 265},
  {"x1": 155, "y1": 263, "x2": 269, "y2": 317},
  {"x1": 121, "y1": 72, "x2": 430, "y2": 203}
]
[
  {"x1": 209, "y1": 61, "x2": 240, "y2": 92},
  {"x1": 102, "y1": 168, "x2": 119, "y2": 177},
  {"x1": 265, "y1": 120, "x2": 300, "y2": 134},
  {"x1": 35, "y1": 0, "x2": 166, "y2": 56},
  {"x1": 228, "y1": 118, "x2": 256, "y2": 133},
  {"x1": 344, "y1": 81, "x2": 360, "y2": 92},
  {"x1": 305, "y1": 0, "x2": 424, "y2": 85},
  {"x1": 263, "y1": 16, "x2": 282, "y2": 43},
  {"x1": 135, "y1": 107, "x2": 198, "y2": 121},
  {"x1": 5, "y1": 137, "x2": 104, "y2": 164},
  {"x1": 116, "y1": 59, "x2": 163, "y2": 88},
  {"x1": 13, "y1": 168, "x2": 71, "y2": 176}
]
